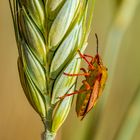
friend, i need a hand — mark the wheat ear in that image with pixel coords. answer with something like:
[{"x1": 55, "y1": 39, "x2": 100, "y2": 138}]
[{"x1": 9, "y1": 0, "x2": 95, "y2": 139}]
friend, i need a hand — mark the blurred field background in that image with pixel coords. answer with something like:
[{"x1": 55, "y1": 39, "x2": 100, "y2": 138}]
[{"x1": 0, "y1": 0, "x2": 140, "y2": 140}]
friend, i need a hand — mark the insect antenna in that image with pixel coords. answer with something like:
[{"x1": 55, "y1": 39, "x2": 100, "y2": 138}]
[
  {"x1": 95, "y1": 33, "x2": 99, "y2": 55},
  {"x1": 95, "y1": 33, "x2": 100, "y2": 64}
]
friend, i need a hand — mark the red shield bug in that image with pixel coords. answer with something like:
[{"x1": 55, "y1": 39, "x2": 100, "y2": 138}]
[{"x1": 59, "y1": 33, "x2": 108, "y2": 120}]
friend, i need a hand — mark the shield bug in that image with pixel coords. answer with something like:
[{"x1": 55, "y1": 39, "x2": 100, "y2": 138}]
[{"x1": 60, "y1": 33, "x2": 108, "y2": 120}]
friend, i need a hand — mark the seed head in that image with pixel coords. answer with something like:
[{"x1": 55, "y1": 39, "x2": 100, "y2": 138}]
[{"x1": 9, "y1": 0, "x2": 95, "y2": 138}]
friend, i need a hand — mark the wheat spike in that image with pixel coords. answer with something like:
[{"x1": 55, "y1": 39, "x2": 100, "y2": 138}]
[{"x1": 9, "y1": 0, "x2": 95, "y2": 139}]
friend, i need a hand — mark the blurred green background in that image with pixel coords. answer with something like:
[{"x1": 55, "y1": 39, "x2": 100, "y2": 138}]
[{"x1": 0, "y1": 0, "x2": 140, "y2": 140}]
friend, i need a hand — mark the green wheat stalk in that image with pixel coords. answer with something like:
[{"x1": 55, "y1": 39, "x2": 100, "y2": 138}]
[
  {"x1": 92, "y1": 0, "x2": 140, "y2": 140},
  {"x1": 9, "y1": 0, "x2": 95, "y2": 140}
]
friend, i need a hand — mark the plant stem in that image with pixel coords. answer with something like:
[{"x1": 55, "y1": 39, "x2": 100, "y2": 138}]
[
  {"x1": 42, "y1": 130, "x2": 56, "y2": 140},
  {"x1": 115, "y1": 87, "x2": 140, "y2": 140},
  {"x1": 92, "y1": 0, "x2": 140, "y2": 140},
  {"x1": 41, "y1": 105, "x2": 55, "y2": 140}
]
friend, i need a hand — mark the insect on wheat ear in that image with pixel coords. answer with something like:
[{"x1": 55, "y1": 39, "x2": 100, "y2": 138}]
[
  {"x1": 59, "y1": 33, "x2": 108, "y2": 120},
  {"x1": 9, "y1": 0, "x2": 96, "y2": 138}
]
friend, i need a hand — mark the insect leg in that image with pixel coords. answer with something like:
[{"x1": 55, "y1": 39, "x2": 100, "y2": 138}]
[
  {"x1": 84, "y1": 54, "x2": 94, "y2": 59},
  {"x1": 59, "y1": 90, "x2": 87, "y2": 100},
  {"x1": 64, "y1": 72, "x2": 89, "y2": 76},
  {"x1": 82, "y1": 80, "x2": 91, "y2": 90},
  {"x1": 80, "y1": 68, "x2": 87, "y2": 73},
  {"x1": 59, "y1": 91, "x2": 79, "y2": 99},
  {"x1": 78, "y1": 50, "x2": 94, "y2": 70},
  {"x1": 59, "y1": 81, "x2": 91, "y2": 100}
]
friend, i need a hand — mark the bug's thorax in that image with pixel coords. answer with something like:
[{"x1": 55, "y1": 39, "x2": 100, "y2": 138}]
[{"x1": 86, "y1": 54, "x2": 101, "y2": 85}]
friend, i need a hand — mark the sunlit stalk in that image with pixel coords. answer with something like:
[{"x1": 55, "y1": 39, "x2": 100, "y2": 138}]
[
  {"x1": 115, "y1": 86, "x2": 140, "y2": 140},
  {"x1": 93, "y1": 0, "x2": 140, "y2": 140}
]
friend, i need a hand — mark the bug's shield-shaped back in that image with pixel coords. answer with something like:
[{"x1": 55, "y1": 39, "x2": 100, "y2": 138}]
[{"x1": 76, "y1": 56, "x2": 108, "y2": 120}]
